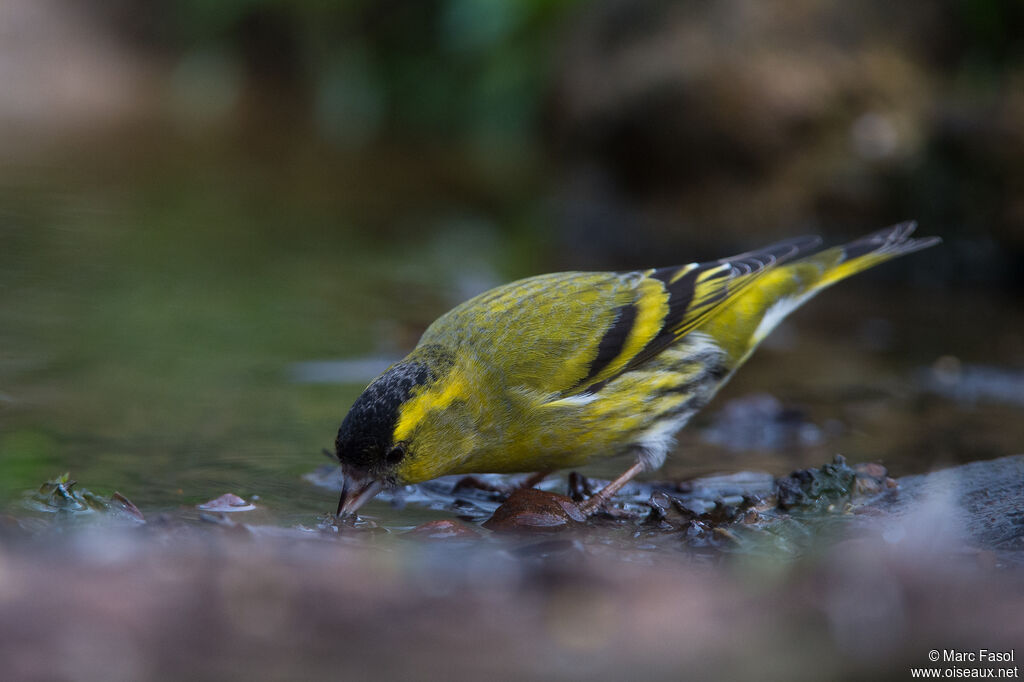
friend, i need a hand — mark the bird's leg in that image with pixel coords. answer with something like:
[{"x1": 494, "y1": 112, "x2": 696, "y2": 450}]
[
  {"x1": 578, "y1": 459, "x2": 646, "y2": 516},
  {"x1": 518, "y1": 470, "x2": 553, "y2": 489},
  {"x1": 567, "y1": 471, "x2": 593, "y2": 502}
]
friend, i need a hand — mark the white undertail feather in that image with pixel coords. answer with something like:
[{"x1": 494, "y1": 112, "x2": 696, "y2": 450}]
[
  {"x1": 636, "y1": 410, "x2": 698, "y2": 470},
  {"x1": 751, "y1": 293, "x2": 815, "y2": 344}
]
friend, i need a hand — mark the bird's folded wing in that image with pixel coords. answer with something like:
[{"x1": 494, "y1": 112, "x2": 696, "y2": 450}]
[{"x1": 560, "y1": 235, "x2": 823, "y2": 397}]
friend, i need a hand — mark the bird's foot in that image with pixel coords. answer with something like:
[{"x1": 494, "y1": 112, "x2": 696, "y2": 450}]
[{"x1": 576, "y1": 460, "x2": 646, "y2": 517}]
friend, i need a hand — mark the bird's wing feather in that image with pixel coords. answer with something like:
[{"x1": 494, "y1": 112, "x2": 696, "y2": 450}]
[
  {"x1": 623, "y1": 236, "x2": 822, "y2": 372},
  {"x1": 565, "y1": 235, "x2": 823, "y2": 396}
]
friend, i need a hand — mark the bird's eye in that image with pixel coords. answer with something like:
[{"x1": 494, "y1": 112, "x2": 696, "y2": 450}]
[{"x1": 385, "y1": 444, "x2": 406, "y2": 466}]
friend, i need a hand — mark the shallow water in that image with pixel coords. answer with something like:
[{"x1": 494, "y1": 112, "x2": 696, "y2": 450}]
[{"x1": 1, "y1": 147, "x2": 1022, "y2": 534}]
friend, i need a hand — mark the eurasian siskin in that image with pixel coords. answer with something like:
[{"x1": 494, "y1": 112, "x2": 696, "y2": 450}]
[{"x1": 334, "y1": 222, "x2": 939, "y2": 516}]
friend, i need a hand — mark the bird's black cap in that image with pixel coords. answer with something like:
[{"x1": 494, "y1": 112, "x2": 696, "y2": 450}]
[{"x1": 335, "y1": 361, "x2": 430, "y2": 477}]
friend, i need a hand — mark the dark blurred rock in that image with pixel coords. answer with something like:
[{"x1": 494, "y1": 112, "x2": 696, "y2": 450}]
[
  {"x1": 701, "y1": 393, "x2": 823, "y2": 452},
  {"x1": 923, "y1": 360, "x2": 1024, "y2": 408},
  {"x1": 880, "y1": 455, "x2": 1024, "y2": 562}
]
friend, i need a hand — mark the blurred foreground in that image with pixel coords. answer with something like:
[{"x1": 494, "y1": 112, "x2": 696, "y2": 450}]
[{"x1": 2, "y1": 456, "x2": 1023, "y2": 682}]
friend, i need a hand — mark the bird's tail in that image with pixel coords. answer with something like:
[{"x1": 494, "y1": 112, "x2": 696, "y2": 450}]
[
  {"x1": 711, "y1": 221, "x2": 940, "y2": 357},
  {"x1": 799, "y1": 221, "x2": 941, "y2": 290}
]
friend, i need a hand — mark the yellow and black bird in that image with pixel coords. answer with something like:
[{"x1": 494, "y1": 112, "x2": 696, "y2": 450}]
[{"x1": 334, "y1": 222, "x2": 938, "y2": 517}]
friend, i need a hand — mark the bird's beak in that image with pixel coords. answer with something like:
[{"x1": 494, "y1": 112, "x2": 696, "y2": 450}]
[{"x1": 336, "y1": 475, "x2": 383, "y2": 518}]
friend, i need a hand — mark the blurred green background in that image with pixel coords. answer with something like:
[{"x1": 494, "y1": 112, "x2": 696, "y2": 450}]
[{"x1": 1, "y1": 0, "x2": 1022, "y2": 521}]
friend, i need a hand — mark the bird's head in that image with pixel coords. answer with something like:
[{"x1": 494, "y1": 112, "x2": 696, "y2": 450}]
[{"x1": 334, "y1": 346, "x2": 465, "y2": 517}]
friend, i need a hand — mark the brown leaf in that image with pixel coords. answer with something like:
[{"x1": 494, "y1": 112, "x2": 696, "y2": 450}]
[{"x1": 483, "y1": 489, "x2": 586, "y2": 532}]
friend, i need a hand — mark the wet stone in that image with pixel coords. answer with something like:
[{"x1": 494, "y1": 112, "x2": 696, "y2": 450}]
[
  {"x1": 702, "y1": 501, "x2": 744, "y2": 525},
  {"x1": 483, "y1": 489, "x2": 586, "y2": 532},
  {"x1": 110, "y1": 492, "x2": 145, "y2": 522},
  {"x1": 24, "y1": 474, "x2": 152, "y2": 520},
  {"x1": 644, "y1": 492, "x2": 673, "y2": 525},
  {"x1": 852, "y1": 461, "x2": 896, "y2": 496},
  {"x1": 776, "y1": 455, "x2": 857, "y2": 510},
  {"x1": 197, "y1": 493, "x2": 256, "y2": 512}
]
